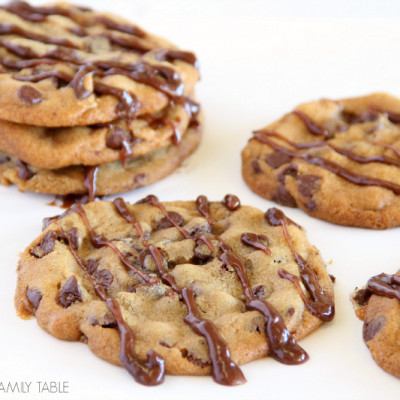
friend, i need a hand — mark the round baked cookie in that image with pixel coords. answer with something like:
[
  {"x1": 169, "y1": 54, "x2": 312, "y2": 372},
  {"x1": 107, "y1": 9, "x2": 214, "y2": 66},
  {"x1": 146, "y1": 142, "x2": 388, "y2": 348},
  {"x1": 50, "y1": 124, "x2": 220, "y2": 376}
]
[
  {"x1": 15, "y1": 195, "x2": 334, "y2": 385},
  {"x1": 0, "y1": 102, "x2": 192, "y2": 169},
  {"x1": 0, "y1": 1, "x2": 199, "y2": 126},
  {"x1": 352, "y1": 270, "x2": 400, "y2": 379},
  {"x1": 0, "y1": 124, "x2": 201, "y2": 196},
  {"x1": 242, "y1": 92, "x2": 400, "y2": 229}
]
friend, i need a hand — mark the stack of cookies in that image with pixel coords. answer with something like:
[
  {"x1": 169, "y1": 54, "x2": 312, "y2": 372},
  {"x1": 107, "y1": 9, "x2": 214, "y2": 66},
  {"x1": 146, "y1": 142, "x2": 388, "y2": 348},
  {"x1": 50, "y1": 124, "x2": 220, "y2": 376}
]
[{"x1": 0, "y1": 1, "x2": 201, "y2": 199}]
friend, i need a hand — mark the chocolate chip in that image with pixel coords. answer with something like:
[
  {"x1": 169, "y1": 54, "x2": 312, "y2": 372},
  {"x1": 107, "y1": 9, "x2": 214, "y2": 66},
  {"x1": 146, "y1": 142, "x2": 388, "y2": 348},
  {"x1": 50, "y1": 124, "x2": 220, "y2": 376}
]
[
  {"x1": 363, "y1": 315, "x2": 386, "y2": 342},
  {"x1": 16, "y1": 160, "x2": 35, "y2": 181},
  {"x1": 185, "y1": 352, "x2": 211, "y2": 368},
  {"x1": 86, "y1": 258, "x2": 100, "y2": 274},
  {"x1": 353, "y1": 288, "x2": 372, "y2": 307},
  {"x1": 92, "y1": 269, "x2": 114, "y2": 289},
  {"x1": 329, "y1": 274, "x2": 336, "y2": 283},
  {"x1": 272, "y1": 185, "x2": 297, "y2": 207},
  {"x1": 277, "y1": 164, "x2": 298, "y2": 183},
  {"x1": 67, "y1": 227, "x2": 79, "y2": 250},
  {"x1": 266, "y1": 151, "x2": 292, "y2": 168},
  {"x1": 106, "y1": 126, "x2": 131, "y2": 149},
  {"x1": 30, "y1": 230, "x2": 58, "y2": 258},
  {"x1": 287, "y1": 307, "x2": 295, "y2": 316},
  {"x1": 223, "y1": 194, "x2": 241, "y2": 211},
  {"x1": 133, "y1": 173, "x2": 146, "y2": 186},
  {"x1": 0, "y1": 154, "x2": 10, "y2": 164},
  {"x1": 159, "y1": 341, "x2": 172, "y2": 348},
  {"x1": 253, "y1": 285, "x2": 265, "y2": 299},
  {"x1": 58, "y1": 276, "x2": 82, "y2": 308},
  {"x1": 157, "y1": 211, "x2": 184, "y2": 230},
  {"x1": 342, "y1": 110, "x2": 379, "y2": 125},
  {"x1": 297, "y1": 174, "x2": 321, "y2": 197},
  {"x1": 89, "y1": 312, "x2": 116, "y2": 328},
  {"x1": 42, "y1": 216, "x2": 59, "y2": 231},
  {"x1": 18, "y1": 85, "x2": 43, "y2": 104},
  {"x1": 193, "y1": 242, "x2": 214, "y2": 265},
  {"x1": 26, "y1": 287, "x2": 42, "y2": 309},
  {"x1": 305, "y1": 199, "x2": 317, "y2": 211},
  {"x1": 251, "y1": 158, "x2": 262, "y2": 174}
]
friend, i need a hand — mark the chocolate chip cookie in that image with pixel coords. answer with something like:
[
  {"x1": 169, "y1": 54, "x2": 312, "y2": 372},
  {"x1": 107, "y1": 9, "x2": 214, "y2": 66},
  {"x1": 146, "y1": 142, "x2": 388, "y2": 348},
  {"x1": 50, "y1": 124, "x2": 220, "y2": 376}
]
[
  {"x1": 0, "y1": 1, "x2": 201, "y2": 198},
  {"x1": 0, "y1": 1, "x2": 199, "y2": 126},
  {"x1": 242, "y1": 93, "x2": 400, "y2": 229},
  {"x1": 15, "y1": 195, "x2": 334, "y2": 385},
  {"x1": 352, "y1": 270, "x2": 400, "y2": 378},
  {"x1": 0, "y1": 124, "x2": 201, "y2": 197}
]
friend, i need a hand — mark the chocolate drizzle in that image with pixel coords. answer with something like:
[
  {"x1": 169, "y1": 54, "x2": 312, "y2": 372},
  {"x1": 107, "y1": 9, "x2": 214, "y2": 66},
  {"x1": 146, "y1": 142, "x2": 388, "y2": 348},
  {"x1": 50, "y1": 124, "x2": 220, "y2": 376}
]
[
  {"x1": 365, "y1": 273, "x2": 400, "y2": 301},
  {"x1": 194, "y1": 196, "x2": 309, "y2": 365},
  {"x1": 113, "y1": 196, "x2": 244, "y2": 385},
  {"x1": 241, "y1": 233, "x2": 271, "y2": 256},
  {"x1": 83, "y1": 166, "x2": 98, "y2": 202},
  {"x1": 218, "y1": 240, "x2": 308, "y2": 364},
  {"x1": 265, "y1": 208, "x2": 334, "y2": 322},
  {"x1": 292, "y1": 110, "x2": 328, "y2": 137},
  {"x1": 253, "y1": 130, "x2": 400, "y2": 195},
  {"x1": 58, "y1": 223, "x2": 165, "y2": 386}
]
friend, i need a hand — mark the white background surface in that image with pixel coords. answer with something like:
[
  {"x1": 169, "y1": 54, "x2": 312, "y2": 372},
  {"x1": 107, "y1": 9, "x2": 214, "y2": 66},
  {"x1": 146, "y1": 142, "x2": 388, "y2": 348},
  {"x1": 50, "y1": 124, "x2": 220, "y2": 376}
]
[{"x1": 1, "y1": 0, "x2": 400, "y2": 399}]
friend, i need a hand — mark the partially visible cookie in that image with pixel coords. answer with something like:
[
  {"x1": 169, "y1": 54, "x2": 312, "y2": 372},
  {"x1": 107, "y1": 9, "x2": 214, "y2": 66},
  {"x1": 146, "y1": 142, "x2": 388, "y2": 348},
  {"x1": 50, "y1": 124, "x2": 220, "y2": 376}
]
[
  {"x1": 15, "y1": 195, "x2": 334, "y2": 385},
  {"x1": 0, "y1": 2, "x2": 199, "y2": 126},
  {"x1": 352, "y1": 270, "x2": 400, "y2": 378},
  {"x1": 0, "y1": 123, "x2": 201, "y2": 196},
  {"x1": 242, "y1": 93, "x2": 400, "y2": 229}
]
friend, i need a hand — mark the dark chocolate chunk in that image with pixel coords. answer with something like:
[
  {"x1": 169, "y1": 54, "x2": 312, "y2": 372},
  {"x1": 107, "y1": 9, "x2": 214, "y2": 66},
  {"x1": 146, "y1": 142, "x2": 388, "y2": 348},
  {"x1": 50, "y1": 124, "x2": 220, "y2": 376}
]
[
  {"x1": 277, "y1": 164, "x2": 298, "y2": 183},
  {"x1": 66, "y1": 227, "x2": 79, "y2": 250},
  {"x1": 353, "y1": 288, "x2": 372, "y2": 307},
  {"x1": 251, "y1": 158, "x2": 262, "y2": 174},
  {"x1": 86, "y1": 258, "x2": 100, "y2": 274},
  {"x1": 157, "y1": 211, "x2": 184, "y2": 230},
  {"x1": 363, "y1": 315, "x2": 386, "y2": 342},
  {"x1": 297, "y1": 174, "x2": 321, "y2": 197},
  {"x1": 30, "y1": 230, "x2": 57, "y2": 258},
  {"x1": 93, "y1": 269, "x2": 114, "y2": 289},
  {"x1": 17, "y1": 84, "x2": 43, "y2": 104},
  {"x1": 329, "y1": 274, "x2": 336, "y2": 283},
  {"x1": 42, "y1": 215, "x2": 59, "y2": 231},
  {"x1": 89, "y1": 312, "x2": 116, "y2": 328},
  {"x1": 26, "y1": 287, "x2": 42, "y2": 309},
  {"x1": 266, "y1": 151, "x2": 292, "y2": 169},
  {"x1": 0, "y1": 154, "x2": 10, "y2": 163},
  {"x1": 16, "y1": 160, "x2": 35, "y2": 180},
  {"x1": 342, "y1": 110, "x2": 379, "y2": 125},
  {"x1": 272, "y1": 185, "x2": 297, "y2": 207},
  {"x1": 305, "y1": 199, "x2": 317, "y2": 211},
  {"x1": 58, "y1": 276, "x2": 82, "y2": 307},
  {"x1": 106, "y1": 126, "x2": 130, "y2": 149}
]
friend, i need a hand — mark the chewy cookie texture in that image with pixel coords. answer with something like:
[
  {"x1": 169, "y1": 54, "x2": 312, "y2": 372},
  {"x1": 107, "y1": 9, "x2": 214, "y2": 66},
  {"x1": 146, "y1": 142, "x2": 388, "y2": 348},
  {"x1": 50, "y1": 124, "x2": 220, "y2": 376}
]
[
  {"x1": 352, "y1": 271, "x2": 400, "y2": 379},
  {"x1": 242, "y1": 93, "x2": 400, "y2": 229},
  {"x1": 0, "y1": 1, "x2": 201, "y2": 197},
  {"x1": 15, "y1": 194, "x2": 335, "y2": 385}
]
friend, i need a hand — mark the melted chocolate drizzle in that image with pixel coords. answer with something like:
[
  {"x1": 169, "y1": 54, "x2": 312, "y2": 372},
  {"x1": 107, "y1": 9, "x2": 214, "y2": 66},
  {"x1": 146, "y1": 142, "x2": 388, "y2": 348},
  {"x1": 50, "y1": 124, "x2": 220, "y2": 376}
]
[
  {"x1": 265, "y1": 208, "x2": 334, "y2": 322},
  {"x1": 240, "y1": 233, "x2": 271, "y2": 256},
  {"x1": 58, "y1": 222, "x2": 165, "y2": 385},
  {"x1": 365, "y1": 273, "x2": 400, "y2": 301},
  {"x1": 253, "y1": 130, "x2": 400, "y2": 195},
  {"x1": 83, "y1": 166, "x2": 98, "y2": 203},
  {"x1": 113, "y1": 197, "x2": 244, "y2": 385}
]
